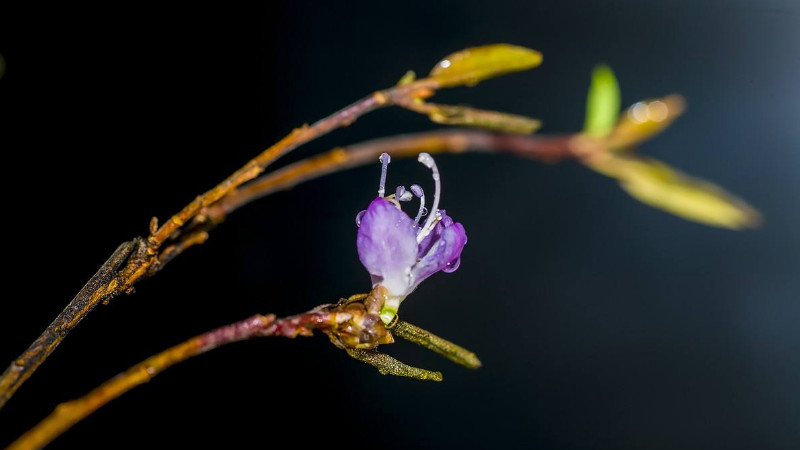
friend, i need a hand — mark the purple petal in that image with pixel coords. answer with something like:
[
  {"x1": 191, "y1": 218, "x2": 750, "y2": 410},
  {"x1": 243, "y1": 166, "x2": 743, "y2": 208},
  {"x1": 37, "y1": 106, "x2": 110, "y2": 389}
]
[
  {"x1": 416, "y1": 209, "x2": 452, "y2": 258},
  {"x1": 356, "y1": 198, "x2": 418, "y2": 295},
  {"x1": 411, "y1": 221, "x2": 467, "y2": 286}
]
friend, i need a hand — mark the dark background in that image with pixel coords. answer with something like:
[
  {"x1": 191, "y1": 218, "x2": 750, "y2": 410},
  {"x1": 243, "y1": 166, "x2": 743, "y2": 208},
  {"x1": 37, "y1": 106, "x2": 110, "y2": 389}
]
[{"x1": 1, "y1": 1, "x2": 798, "y2": 448}]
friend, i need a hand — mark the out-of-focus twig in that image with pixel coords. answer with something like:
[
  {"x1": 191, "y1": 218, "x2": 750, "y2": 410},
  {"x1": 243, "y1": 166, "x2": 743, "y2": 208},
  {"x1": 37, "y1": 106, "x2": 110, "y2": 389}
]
[{"x1": 203, "y1": 129, "x2": 576, "y2": 226}]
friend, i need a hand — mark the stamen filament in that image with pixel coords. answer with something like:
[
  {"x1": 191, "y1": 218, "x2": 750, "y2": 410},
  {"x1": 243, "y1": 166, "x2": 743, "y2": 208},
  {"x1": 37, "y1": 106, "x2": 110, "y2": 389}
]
[
  {"x1": 416, "y1": 153, "x2": 441, "y2": 242},
  {"x1": 378, "y1": 153, "x2": 391, "y2": 197},
  {"x1": 411, "y1": 184, "x2": 426, "y2": 226}
]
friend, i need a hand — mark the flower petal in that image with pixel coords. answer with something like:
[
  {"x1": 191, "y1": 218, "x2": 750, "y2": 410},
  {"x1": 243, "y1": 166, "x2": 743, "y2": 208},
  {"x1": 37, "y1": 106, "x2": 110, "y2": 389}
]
[
  {"x1": 356, "y1": 198, "x2": 418, "y2": 296},
  {"x1": 411, "y1": 221, "x2": 467, "y2": 287},
  {"x1": 416, "y1": 209, "x2": 453, "y2": 258}
]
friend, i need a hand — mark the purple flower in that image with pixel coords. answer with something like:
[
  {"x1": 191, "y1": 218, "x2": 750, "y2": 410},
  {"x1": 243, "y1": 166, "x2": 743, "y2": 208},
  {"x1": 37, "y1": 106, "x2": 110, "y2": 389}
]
[{"x1": 356, "y1": 153, "x2": 467, "y2": 323}]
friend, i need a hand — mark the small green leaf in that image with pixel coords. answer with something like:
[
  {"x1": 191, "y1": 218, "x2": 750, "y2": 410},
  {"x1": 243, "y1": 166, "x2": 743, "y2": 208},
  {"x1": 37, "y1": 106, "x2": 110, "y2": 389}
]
[
  {"x1": 429, "y1": 44, "x2": 542, "y2": 88},
  {"x1": 427, "y1": 104, "x2": 541, "y2": 134},
  {"x1": 397, "y1": 70, "x2": 416, "y2": 86},
  {"x1": 610, "y1": 156, "x2": 761, "y2": 229},
  {"x1": 584, "y1": 64, "x2": 620, "y2": 137}
]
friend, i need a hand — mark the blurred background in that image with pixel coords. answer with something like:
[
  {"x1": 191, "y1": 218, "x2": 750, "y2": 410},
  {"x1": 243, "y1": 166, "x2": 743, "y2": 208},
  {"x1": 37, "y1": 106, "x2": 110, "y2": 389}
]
[{"x1": 1, "y1": 1, "x2": 798, "y2": 448}]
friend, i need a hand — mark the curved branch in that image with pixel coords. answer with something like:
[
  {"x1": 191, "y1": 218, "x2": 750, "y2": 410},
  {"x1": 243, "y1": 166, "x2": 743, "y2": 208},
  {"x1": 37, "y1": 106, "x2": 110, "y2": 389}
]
[
  {"x1": 7, "y1": 299, "x2": 473, "y2": 449},
  {"x1": 0, "y1": 79, "x2": 441, "y2": 409},
  {"x1": 0, "y1": 127, "x2": 576, "y2": 410},
  {"x1": 207, "y1": 130, "x2": 576, "y2": 221},
  {"x1": 6, "y1": 313, "x2": 304, "y2": 450}
]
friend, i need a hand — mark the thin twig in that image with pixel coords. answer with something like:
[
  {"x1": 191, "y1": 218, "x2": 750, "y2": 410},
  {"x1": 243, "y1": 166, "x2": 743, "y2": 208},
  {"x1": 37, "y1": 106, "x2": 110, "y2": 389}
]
[
  {"x1": 205, "y1": 129, "x2": 576, "y2": 224},
  {"x1": 0, "y1": 240, "x2": 139, "y2": 409},
  {"x1": 7, "y1": 298, "x2": 475, "y2": 449},
  {"x1": 0, "y1": 128, "x2": 573, "y2": 409},
  {"x1": 158, "y1": 130, "x2": 578, "y2": 275},
  {"x1": 6, "y1": 310, "x2": 335, "y2": 450},
  {"x1": 147, "y1": 79, "x2": 436, "y2": 249},
  {"x1": 0, "y1": 79, "x2": 442, "y2": 408}
]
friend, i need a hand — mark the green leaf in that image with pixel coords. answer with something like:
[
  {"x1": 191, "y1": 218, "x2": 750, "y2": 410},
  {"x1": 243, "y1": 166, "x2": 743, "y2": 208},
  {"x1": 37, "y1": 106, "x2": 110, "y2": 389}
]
[
  {"x1": 429, "y1": 44, "x2": 542, "y2": 88},
  {"x1": 583, "y1": 64, "x2": 620, "y2": 137},
  {"x1": 611, "y1": 157, "x2": 761, "y2": 229},
  {"x1": 396, "y1": 70, "x2": 416, "y2": 87},
  {"x1": 426, "y1": 104, "x2": 541, "y2": 134}
]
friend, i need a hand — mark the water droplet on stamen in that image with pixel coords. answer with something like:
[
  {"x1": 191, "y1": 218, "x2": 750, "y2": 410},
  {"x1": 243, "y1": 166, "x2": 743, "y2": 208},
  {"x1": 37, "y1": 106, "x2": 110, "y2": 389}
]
[
  {"x1": 421, "y1": 207, "x2": 428, "y2": 216},
  {"x1": 418, "y1": 153, "x2": 435, "y2": 168}
]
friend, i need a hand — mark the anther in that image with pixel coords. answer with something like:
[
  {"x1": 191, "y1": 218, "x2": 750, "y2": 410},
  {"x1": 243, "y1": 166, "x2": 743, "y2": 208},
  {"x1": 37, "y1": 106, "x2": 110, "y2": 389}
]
[{"x1": 396, "y1": 186, "x2": 413, "y2": 202}]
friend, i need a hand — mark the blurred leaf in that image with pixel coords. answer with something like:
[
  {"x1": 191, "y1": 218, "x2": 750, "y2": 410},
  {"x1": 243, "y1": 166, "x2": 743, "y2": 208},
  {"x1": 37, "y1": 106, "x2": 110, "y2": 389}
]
[
  {"x1": 583, "y1": 64, "x2": 620, "y2": 137},
  {"x1": 397, "y1": 70, "x2": 416, "y2": 86},
  {"x1": 427, "y1": 103, "x2": 541, "y2": 134},
  {"x1": 607, "y1": 156, "x2": 761, "y2": 229},
  {"x1": 429, "y1": 44, "x2": 542, "y2": 88},
  {"x1": 607, "y1": 95, "x2": 686, "y2": 149}
]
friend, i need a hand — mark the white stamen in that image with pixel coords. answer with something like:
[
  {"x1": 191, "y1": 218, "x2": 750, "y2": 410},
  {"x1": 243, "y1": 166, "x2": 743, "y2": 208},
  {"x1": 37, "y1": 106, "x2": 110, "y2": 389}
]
[
  {"x1": 378, "y1": 153, "x2": 391, "y2": 197},
  {"x1": 410, "y1": 184, "x2": 426, "y2": 226},
  {"x1": 416, "y1": 153, "x2": 441, "y2": 243}
]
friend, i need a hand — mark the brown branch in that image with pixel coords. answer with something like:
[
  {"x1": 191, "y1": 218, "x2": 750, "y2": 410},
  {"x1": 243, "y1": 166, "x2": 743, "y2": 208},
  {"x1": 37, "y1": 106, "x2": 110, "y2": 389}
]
[
  {"x1": 0, "y1": 125, "x2": 576, "y2": 410},
  {"x1": 155, "y1": 130, "x2": 576, "y2": 270},
  {"x1": 146, "y1": 79, "x2": 438, "y2": 250},
  {"x1": 0, "y1": 79, "x2": 441, "y2": 409},
  {"x1": 5, "y1": 312, "x2": 318, "y2": 450},
  {"x1": 7, "y1": 292, "x2": 472, "y2": 450},
  {"x1": 0, "y1": 240, "x2": 139, "y2": 410},
  {"x1": 0, "y1": 127, "x2": 575, "y2": 410},
  {"x1": 205, "y1": 130, "x2": 577, "y2": 224}
]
